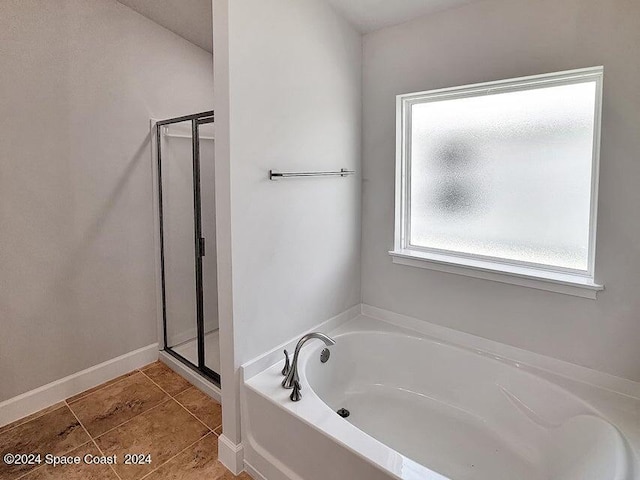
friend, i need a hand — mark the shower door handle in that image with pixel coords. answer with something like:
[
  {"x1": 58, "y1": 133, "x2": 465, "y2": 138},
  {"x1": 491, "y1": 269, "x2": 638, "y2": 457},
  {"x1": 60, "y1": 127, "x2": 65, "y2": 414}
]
[{"x1": 199, "y1": 237, "x2": 206, "y2": 257}]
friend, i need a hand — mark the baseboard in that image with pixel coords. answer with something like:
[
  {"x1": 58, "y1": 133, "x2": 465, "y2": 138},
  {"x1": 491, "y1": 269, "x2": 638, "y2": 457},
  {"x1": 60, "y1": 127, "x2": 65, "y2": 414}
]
[
  {"x1": 244, "y1": 460, "x2": 268, "y2": 480},
  {"x1": 218, "y1": 434, "x2": 244, "y2": 475},
  {"x1": 362, "y1": 304, "x2": 640, "y2": 399},
  {"x1": 241, "y1": 304, "x2": 361, "y2": 381},
  {"x1": 0, "y1": 344, "x2": 158, "y2": 428},
  {"x1": 159, "y1": 351, "x2": 221, "y2": 403}
]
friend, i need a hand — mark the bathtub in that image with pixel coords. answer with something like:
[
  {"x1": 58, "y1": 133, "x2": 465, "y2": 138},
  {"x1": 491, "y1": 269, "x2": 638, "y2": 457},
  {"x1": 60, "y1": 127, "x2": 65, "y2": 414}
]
[{"x1": 242, "y1": 315, "x2": 637, "y2": 480}]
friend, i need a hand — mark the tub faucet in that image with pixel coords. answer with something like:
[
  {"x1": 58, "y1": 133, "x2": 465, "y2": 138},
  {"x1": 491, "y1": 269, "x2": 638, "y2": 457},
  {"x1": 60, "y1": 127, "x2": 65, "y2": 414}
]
[{"x1": 281, "y1": 332, "x2": 336, "y2": 401}]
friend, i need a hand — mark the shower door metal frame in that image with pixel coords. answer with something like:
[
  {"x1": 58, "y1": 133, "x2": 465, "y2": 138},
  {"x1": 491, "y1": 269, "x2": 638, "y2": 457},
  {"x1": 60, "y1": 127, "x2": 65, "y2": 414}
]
[{"x1": 155, "y1": 110, "x2": 220, "y2": 386}]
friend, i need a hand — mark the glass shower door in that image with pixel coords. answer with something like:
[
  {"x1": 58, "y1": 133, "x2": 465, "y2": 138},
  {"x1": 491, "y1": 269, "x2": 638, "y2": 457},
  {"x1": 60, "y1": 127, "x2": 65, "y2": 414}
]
[
  {"x1": 156, "y1": 111, "x2": 219, "y2": 385},
  {"x1": 196, "y1": 117, "x2": 221, "y2": 376},
  {"x1": 159, "y1": 119, "x2": 198, "y2": 366}
]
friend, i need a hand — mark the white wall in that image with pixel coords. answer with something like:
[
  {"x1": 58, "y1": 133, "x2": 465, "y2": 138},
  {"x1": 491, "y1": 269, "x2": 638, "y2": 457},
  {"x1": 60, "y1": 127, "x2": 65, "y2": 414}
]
[
  {"x1": 361, "y1": 0, "x2": 640, "y2": 381},
  {"x1": 0, "y1": 0, "x2": 214, "y2": 402},
  {"x1": 214, "y1": 0, "x2": 362, "y2": 443}
]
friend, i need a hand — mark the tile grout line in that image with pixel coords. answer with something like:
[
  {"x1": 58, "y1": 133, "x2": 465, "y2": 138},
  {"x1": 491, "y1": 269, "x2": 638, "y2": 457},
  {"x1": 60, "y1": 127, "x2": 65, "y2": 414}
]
[
  {"x1": 65, "y1": 400, "x2": 124, "y2": 480},
  {"x1": 138, "y1": 370, "x2": 219, "y2": 434},
  {"x1": 137, "y1": 431, "x2": 216, "y2": 480}
]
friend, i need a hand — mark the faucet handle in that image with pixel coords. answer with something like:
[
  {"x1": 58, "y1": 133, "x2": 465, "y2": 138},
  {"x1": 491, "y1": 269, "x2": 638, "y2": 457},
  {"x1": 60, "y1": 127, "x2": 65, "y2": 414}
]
[
  {"x1": 290, "y1": 380, "x2": 302, "y2": 402},
  {"x1": 281, "y1": 349, "x2": 290, "y2": 376}
]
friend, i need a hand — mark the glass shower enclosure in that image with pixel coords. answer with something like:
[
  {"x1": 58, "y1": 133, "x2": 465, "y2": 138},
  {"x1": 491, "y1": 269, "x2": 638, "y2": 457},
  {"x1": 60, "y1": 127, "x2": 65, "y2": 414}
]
[{"x1": 155, "y1": 111, "x2": 220, "y2": 385}]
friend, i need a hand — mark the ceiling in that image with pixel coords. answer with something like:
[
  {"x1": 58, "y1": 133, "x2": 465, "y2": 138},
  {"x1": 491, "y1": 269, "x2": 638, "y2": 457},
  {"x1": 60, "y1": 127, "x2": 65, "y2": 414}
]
[
  {"x1": 117, "y1": 0, "x2": 213, "y2": 53},
  {"x1": 116, "y1": 0, "x2": 479, "y2": 52},
  {"x1": 323, "y1": 0, "x2": 479, "y2": 32}
]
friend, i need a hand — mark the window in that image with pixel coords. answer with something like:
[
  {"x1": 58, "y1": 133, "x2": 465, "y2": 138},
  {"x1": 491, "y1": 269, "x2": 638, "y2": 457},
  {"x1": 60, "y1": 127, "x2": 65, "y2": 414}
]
[{"x1": 391, "y1": 67, "x2": 603, "y2": 298}]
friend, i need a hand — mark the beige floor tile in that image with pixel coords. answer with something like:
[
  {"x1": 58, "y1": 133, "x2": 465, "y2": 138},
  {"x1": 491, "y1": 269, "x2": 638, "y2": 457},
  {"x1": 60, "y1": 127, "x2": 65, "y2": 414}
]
[
  {"x1": 18, "y1": 442, "x2": 119, "y2": 480},
  {"x1": 0, "y1": 367, "x2": 234, "y2": 480},
  {"x1": 175, "y1": 388, "x2": 222, "y2": 430},
  {"x1": 94, "y1": 399, "x2": 209, "y2": 480},
  {"x1": 144, "y1": 434, "x2": 252, "y2": 480},
  {"x1": 0, "y1": 405, "x2": 90, "y2": 480},
  {"x1": 67, "y1": 371, "x2": 138, "y2": 404},
  {"x1": 0, "y1": 403, "x2": 65, "y2": 436},
  {"x1": 141, "y1": 362, "x2": 192, "y2": 397},
  {"x1": 143, "y1": 433, "x2": 218, "y2": 479},
  {"x1": 68, "y1": 372, "x2": 168, "y2": 438}
]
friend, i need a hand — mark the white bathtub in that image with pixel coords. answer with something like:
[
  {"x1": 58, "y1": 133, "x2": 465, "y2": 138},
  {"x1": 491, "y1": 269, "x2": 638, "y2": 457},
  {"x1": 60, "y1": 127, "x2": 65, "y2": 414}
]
[{"x1": 242, "y1": 315, "x2": 637, "y2": 480}]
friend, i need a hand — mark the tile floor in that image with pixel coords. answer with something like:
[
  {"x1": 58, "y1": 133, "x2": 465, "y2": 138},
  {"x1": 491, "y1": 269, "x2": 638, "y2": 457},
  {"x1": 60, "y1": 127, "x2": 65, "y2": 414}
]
[{"x1": 0, "y1": 362, "x2": 251, "y2": 480}]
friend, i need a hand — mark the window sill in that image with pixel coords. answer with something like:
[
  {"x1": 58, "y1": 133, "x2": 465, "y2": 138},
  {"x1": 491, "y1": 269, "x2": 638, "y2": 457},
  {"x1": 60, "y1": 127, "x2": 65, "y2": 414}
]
[{"x1": 389, "y1": 249, "x2": 603, "y2": 299}]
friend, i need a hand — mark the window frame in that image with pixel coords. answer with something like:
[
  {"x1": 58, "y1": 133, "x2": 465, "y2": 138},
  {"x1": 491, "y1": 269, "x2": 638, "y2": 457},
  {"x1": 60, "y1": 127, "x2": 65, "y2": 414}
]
[{"x1": 391, "y1": 66, "x2": 604, "y2": 298}]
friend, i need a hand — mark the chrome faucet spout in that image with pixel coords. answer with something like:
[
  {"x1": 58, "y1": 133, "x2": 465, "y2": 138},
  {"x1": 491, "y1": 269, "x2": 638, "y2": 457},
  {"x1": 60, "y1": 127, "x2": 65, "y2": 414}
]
[
  {"x1": 298, "y1": 332, "x2": 336, "y2": 348},
  {"x1": 282, "y1": 332, "x2": 336, "y2": 393}
]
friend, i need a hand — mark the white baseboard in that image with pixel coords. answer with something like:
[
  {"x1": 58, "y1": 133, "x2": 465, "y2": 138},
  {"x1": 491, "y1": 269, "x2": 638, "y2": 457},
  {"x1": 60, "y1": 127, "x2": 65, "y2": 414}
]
[
  {"x1": 362, "y1": 304, "x2": 640, "y2": 399},
  {"x1": 159, "y1": 351, "x2": 221, "y2": 403},
  {"x1": 244, "y1": 460, "x2": 268, "y2": 480},
  {"x1": 218, "y1": 434, "x2": 244, "y2": 475},
  {"x1": 0, "y1": 344, "x2": 158, "y2": 428}
]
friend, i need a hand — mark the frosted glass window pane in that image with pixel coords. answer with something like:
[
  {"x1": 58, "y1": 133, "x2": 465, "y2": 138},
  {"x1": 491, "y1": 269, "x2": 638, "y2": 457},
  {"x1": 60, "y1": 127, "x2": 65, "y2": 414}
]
[{"x1": 409, "y1": 81, "x2": 597, "y2": 271}]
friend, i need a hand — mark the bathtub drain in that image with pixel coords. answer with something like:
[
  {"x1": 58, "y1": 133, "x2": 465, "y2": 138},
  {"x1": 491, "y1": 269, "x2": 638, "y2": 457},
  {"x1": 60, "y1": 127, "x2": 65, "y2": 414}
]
[{"x1": 336, "y1": 408, "x2": 350, "y2": 418}]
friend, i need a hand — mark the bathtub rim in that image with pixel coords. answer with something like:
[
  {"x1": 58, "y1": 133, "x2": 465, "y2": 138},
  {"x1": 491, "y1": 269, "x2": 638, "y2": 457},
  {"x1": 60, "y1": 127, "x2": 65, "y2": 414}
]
[{"x1": 242, "y1": 304, "x2": 640, "y2": 401}]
